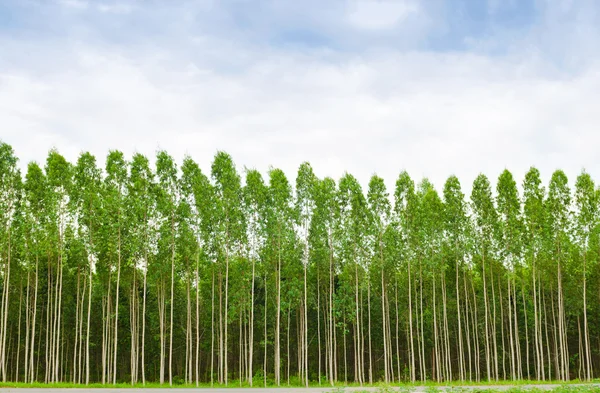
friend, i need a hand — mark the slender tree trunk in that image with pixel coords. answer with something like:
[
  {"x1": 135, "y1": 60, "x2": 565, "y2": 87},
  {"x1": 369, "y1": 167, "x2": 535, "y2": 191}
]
[
  {"x1": 195, "y1": 249, "x2": 200, "y2": 387},
  {"x1": 169, "y1": 214, "x2": 175, "y2": 386},
  {"x1": 354, "y1": 256, "x2": 361, "y2": 385},
  {"x1": 408, "y1": 258, "x2": 415, "y2": 382},
  {"x1": 113, "y1": 224, "x2": 121, "y2": 385},
  {"x1": 329, "y1": 229, "x2": 335, "y2": 386},
  {"x1": 275, "y1": 227, "x2": 281, "y2": 386},
  {"x1": 263, "y1": 273, "x2": 268, "y2": 388},
  {"x1": 583, "y1": 254, "x2": 592, "y2": 380},
  {"x1": 16, "y1": 280, "x2": 23, "y2": 382},
  {"x1": 249, "y1": 254, "x2": 255, "y2": 386},
  {"x1": 210, "y1": 268, "x2": 215, "y2": 386},
  {"x1": 141, "y1": 250, "x2": 147, "y2": 385},
  {"x1": 367, "y1": 280, "x2": 372, "y2": 385},
  {"x1": 29, "y1": 254, "x2": 38, "y2": 383},
  {"x1": 303, "y1": 260, "x2": 308, "y2": 387}
]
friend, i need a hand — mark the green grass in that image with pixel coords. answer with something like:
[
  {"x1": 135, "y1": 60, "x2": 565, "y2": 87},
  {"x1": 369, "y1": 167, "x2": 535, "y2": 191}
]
[{"x1": 0, "y1": 379, "x2": 598, "y2": 390}]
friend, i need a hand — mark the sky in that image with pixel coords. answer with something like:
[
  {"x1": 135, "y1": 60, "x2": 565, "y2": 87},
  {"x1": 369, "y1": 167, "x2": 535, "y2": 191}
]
[{"x1": 1, "y1": 0, "x2": 600, "y2": 195}]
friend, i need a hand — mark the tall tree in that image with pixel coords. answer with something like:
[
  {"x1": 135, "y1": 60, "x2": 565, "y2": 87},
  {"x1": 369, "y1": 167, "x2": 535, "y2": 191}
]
[
  {"x1": 181, "y1": 156, "x2": 214, "y2": 386},
  {"x1": 443, "y1": 175, "x2": 469, "y2": 381},
  {"x1": 22, "y1": 161, "x2": 46, "y2": 383},
  {"x1": 471, "y1": 174, "x2": 499, "y2": 381},
  {"x1": 72, "y1": 152, "x2": 102, "y2": 385},
  {"x1": 211, "y1": 152, "x2": 245, "y2": 385},
  {"x1": 0, "y1": 143, "x2": 21, "y2": 382},
  {"x1": 338, "y1": 174, "x2": 369, "y2": 384},
  {"x1": 103, "y1": 151, "x2": 128, "y2": 384},
  {"x1": 574, "y1": 171, "x2": 596, "y2": 381},
  {"x1": 243, "y1": 169, "x2": 268, "y2": 386},
  {"x1": 394, "y1": 171, "x2": 417, "y2": 382},
  {"x1": 546, "y1": 170, "x2": 572, "y2": 381},
  {"x1": 496, "y1": 170, "x2": 525, "y2": 380},
  {"x1": 266, "y1": 168, "x2": 294, "y2": 386},
  {"x1": 295, "y1": 162, "x2": 317, "y2": 388},
  {"x1": 522, "y1": 167, "x2": 547, "y2": 381},
  {"x1": 367, "y1": 175, "x2": 392, "y2": 383},
  {"x1": 127, "y1": 153, "x2": 156, "y2": 385},
  {"x1": 155, "y1": 151, "x2": 179, "y2": 386}
]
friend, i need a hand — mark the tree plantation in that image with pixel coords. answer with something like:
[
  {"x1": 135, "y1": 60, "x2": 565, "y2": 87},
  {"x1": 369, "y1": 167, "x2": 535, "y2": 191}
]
[{"x1": 1, "y1": 141, "x2": 600, "y2": 386}]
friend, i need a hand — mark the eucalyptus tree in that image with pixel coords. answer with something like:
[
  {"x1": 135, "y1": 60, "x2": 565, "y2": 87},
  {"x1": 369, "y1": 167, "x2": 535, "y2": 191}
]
[
  {"x1": 496, "y1": 170, "x2": 525, "y2": 380},
  {"x1": 243, "y1": 169, "x2": 268, "y2": 386},
  {"x1": 471, "y1": 174, "x2": 499, "y2": 381},
  {"x1": 574, "y1": 171, "x2": 596, "y2": 381},
  {"x1": 522, "y1": 167, "x2": 546, "y2": 380},
  {"x1": 127, "y1": 153, "x2": 156, "y2": 385},
  {"x1": 44, "y1": 150, "x2": 72, "y2": 383},
  {"x1": 211, "y1": 152, "x2": 245, "y2": 385},
  {"x1": 367, "y1": 175, "x2": 392, "y2": 382},
  {"x1": 442, "y1": 175, "x2": 469, "y2": 381},
  {"x1": 175, "y1": 186, "x2": 197, "y2": 385},
  {"x1": 0, "y1": 143, "x2": 21, "y2": 382},
  {"x1": 265, "y1": 168, "x2": 295, "y2": 386},
  {"x1": 21, "y1": 161, "x2": 46, "y2": 383},
  {"x1": 337, "y1": 174, "x2": 369, "y2": 384},
  {"x1": 394, "y1": 171, "x2": 417, "y2": 382},
  {"x1": 546, "y1": 170, "x2": 571, "y2": 381},
  {"x1": 72, "y1": 152, "x2": 102, "y2": 384},
  {"x1": 154, "y1": 151, "x2": 179, "y2": 385},
  {"x1": 181, "y1": 157, "x2": 214, "y2": 386},
  {"x1": 324, "y1": 177, "x2": 340, "y2": 386},
  {"x1": 416, "y1": 179, "x2": 447, "y2": 381},
  {"x1": 312, "y1": 176, "x2": 340, "y2": 385},
  {"x1": 294, "y1": 162, "x2": 317, "y2": 387},
  {"x1": 102, "y1": 151, "x2": 128, "y2": 384}
]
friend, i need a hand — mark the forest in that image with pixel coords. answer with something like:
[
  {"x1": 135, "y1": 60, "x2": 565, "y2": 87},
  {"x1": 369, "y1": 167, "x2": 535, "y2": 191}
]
[{"x1": 0, "y1": 141, "x2": 598, "y2": 386}]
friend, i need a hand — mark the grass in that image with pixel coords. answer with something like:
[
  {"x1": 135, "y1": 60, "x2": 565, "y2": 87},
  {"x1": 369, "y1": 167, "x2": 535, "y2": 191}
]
[{"x1": 0, "y1": 379, "x2": 598, "y2": 390}]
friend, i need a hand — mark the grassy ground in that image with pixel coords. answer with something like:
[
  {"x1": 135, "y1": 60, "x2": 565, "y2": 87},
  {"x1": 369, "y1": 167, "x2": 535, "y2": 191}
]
[{"x1": 0, "y1": 379, "x2": 599, "y2": 391}]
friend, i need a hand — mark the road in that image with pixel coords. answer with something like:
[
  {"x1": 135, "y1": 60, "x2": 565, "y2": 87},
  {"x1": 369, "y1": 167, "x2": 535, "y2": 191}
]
[{"x1": 0, "y1": 385, "x2": 597, "y2": 392}]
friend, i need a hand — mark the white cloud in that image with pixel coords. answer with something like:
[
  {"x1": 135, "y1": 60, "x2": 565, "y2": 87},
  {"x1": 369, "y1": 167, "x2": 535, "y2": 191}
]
[
  {"x1": 97, "y1": 4, "x2": 134, "y2": 14},
  {"x1": 1, "y1": 1, "x2": 600, "y2": 197},
  {"x1": 346, "y1": 0, "x2": 419, "y2": 30},
  {"x1": 58, "y1": 0, "x2": 88, "y2": 9}
]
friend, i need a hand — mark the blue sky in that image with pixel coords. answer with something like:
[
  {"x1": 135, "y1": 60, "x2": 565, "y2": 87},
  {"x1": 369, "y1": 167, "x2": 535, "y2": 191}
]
[{"x1": 1, "y1": 0, "x2": 600, "y2": 192}]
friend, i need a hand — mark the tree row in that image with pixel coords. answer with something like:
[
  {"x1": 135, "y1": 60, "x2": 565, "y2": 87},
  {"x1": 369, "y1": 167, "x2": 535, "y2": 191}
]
[{"x1": 0, "y1": 141, "x2": 598, "y2": 386}]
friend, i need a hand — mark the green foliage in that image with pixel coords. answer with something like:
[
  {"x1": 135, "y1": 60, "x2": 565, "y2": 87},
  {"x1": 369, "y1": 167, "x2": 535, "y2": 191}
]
[{"x1": 2, "y1": 143, "x2": 600, "y2": 388}]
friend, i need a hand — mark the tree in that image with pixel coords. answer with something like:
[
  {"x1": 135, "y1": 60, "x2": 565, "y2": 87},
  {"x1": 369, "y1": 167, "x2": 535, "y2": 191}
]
[
  {"x1": 338, "y1": 174, "x2": 368, "y2": 384},
  {"x1": 243, "y1": 168, "x2": 268, "y2": 386},
  {"x1": 103, "y1": 151, "x2": 128, "y2": 384},
  {"x1": 0, "y1": 143, "x2": 21, "y2": 382},
  {"x1": 394, "y1": 171, "x2": 417, "y2": 382},
  {"x1": 522, "y1": 167, "x2": 547, "y2": 381},
  {"x1": 155, "y1": 151, "x2": 179, "y2": 386},
  {"x1": 22, "y1": 161, "x2": 46, "y2": 383},
  {"x1": 574, "y1": 171, "x2": 596, "y2": 381},
  {"x1": 127, "y1": 153, "x2": 156, "y2": 385},
  {"x1": 471, "y1": 174, "x2": 499, "y2": 381},
  {"x1": 211, "y1": 152, "x2": 245, "y2": 385},
  {"x1": 496, "y1": 170, "x2": 525, "y2": 380},
  {"x1": 265, "y1": 168, "x2": 295, "y2": 386},
  {"x1": 367, "y1": 175, "x2": 392, "y2": 383},
  {"x1": 181, "y1": 156, "x2": 214, "y2": 386},
  {"x1": 295, "y1": 162, "x2": 317, "y2": 388},
  {"x1": 443, "y1": 175, "x2": 469, "y2": 381},
  {"x1": 546, "y1": 170, "x2": 572, "y2": 381},
  {"x1": 72, "y1": 152, "x2": 102, "y2": 384}
]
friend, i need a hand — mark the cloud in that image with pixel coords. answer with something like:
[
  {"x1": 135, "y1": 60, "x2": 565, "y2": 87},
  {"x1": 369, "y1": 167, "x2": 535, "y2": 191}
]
[
  {"x1": 346, "y1": 1, "x2": 419, "y2": 30},
  {"x1": 1, "y1": 0, "x2": 600, "y2": 197}
]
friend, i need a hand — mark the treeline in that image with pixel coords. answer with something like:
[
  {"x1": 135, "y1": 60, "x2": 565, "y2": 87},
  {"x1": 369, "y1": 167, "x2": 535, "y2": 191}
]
[{"x1": 0, "y1": 141, "x2": 598, "y2": 386}]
